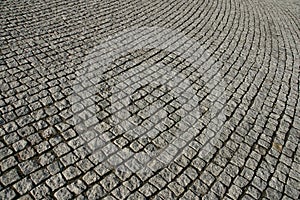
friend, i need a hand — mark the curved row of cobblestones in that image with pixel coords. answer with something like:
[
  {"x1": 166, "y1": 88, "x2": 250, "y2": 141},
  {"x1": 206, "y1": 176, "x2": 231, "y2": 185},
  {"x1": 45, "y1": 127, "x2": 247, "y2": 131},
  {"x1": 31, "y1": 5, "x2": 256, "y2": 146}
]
[{"x1": 1, "y1": 0, "x2": 300, "y2": 199}]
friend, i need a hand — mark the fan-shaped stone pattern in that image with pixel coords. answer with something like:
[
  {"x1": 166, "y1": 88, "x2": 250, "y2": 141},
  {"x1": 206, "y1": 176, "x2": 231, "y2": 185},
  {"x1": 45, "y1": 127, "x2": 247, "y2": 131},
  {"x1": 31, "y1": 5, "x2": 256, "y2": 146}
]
[{"x1": 0, "y1": 0, "x2": 300, "y2": 199}]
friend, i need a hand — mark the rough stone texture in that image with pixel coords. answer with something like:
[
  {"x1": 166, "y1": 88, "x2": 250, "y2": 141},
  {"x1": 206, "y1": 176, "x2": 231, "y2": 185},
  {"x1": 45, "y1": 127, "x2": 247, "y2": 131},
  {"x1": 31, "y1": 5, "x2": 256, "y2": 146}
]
[{"x1": 0, "y1": 0, "x2": 300, "y2": 199}]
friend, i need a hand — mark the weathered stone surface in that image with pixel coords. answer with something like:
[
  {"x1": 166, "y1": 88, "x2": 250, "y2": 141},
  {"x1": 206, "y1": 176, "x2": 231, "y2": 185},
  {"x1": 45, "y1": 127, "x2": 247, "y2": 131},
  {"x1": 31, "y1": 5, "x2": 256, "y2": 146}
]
[{"x1": 0, "y1": 0, "x2": 299, "y2": 199}]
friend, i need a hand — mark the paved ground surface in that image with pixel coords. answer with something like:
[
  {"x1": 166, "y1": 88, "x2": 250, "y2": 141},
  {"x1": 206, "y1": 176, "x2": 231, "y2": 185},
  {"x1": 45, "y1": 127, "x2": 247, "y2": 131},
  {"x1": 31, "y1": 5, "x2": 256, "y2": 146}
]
[{"x1": 1, "y1": 0, "x2": 300, "y2": 199}]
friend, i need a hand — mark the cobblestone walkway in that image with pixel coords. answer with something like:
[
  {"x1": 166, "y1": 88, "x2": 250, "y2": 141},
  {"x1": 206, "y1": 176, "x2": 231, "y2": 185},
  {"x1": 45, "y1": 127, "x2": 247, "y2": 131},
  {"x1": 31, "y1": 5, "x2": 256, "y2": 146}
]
[{"x1": 1, "y1": 0, "x2": 300, "y2": 199}]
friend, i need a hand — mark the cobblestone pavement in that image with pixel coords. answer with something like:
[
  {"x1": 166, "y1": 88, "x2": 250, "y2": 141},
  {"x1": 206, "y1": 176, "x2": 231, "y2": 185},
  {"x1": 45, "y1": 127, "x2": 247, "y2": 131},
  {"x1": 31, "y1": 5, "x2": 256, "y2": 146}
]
[{"x1": 1, "y1": 0, "x2": 300, "y2": 199}]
